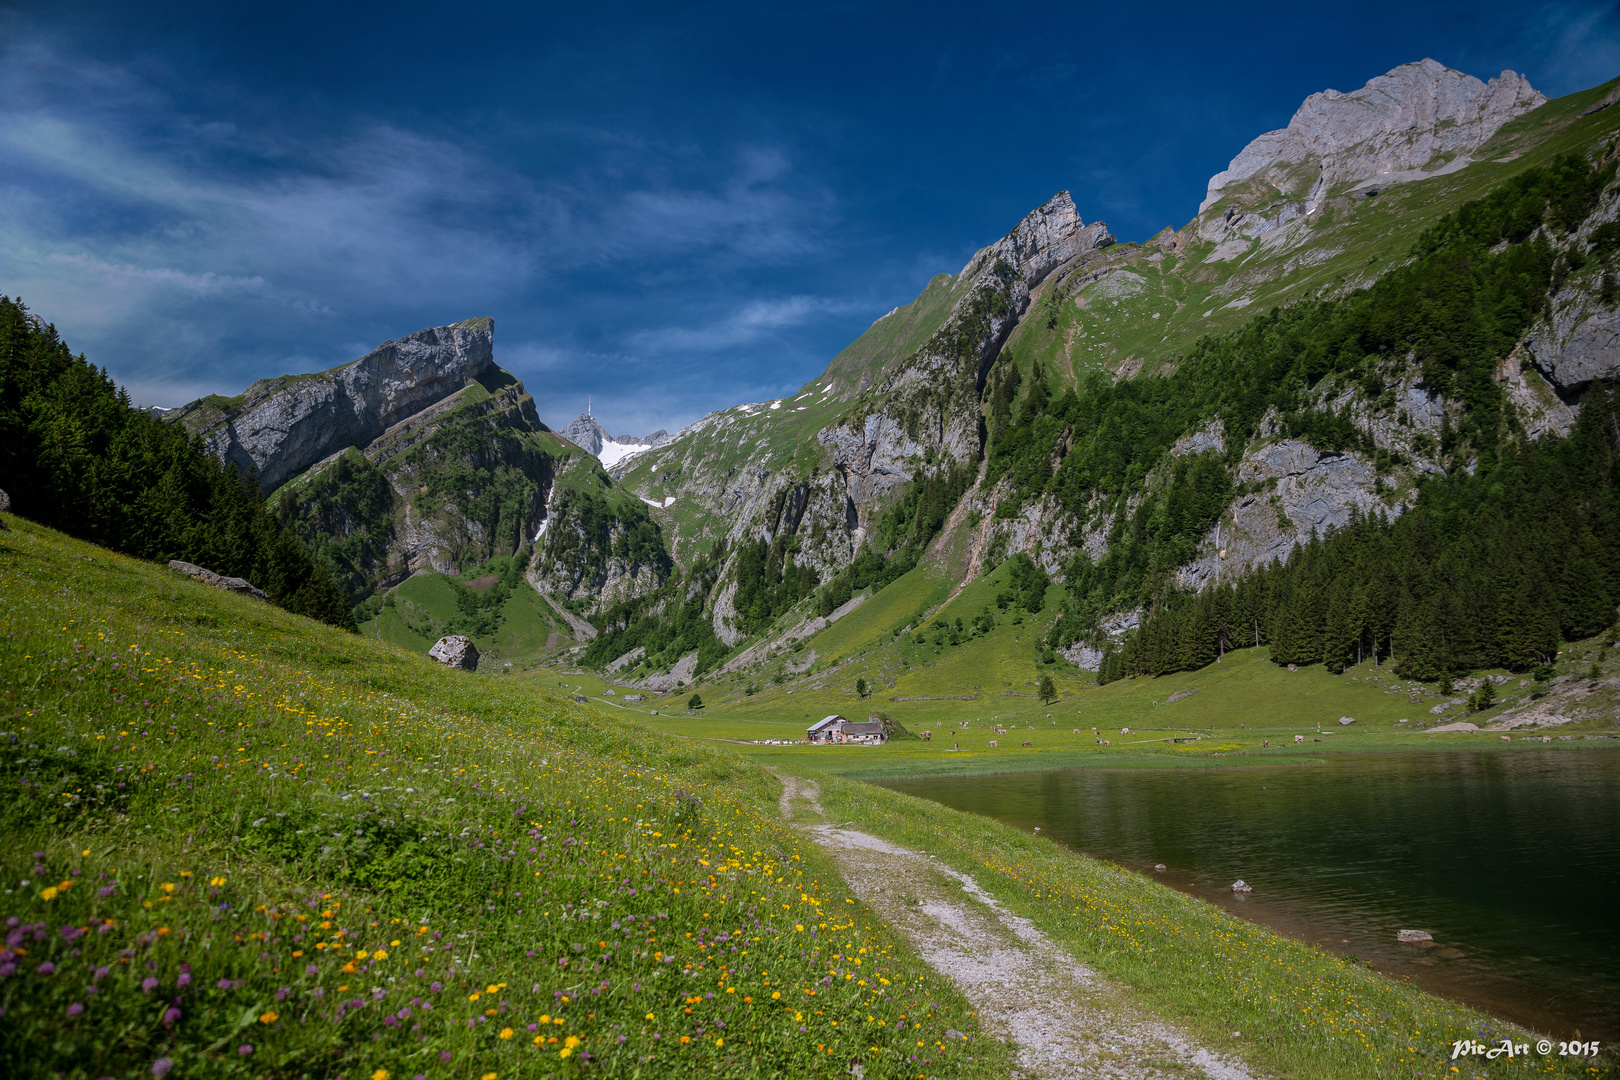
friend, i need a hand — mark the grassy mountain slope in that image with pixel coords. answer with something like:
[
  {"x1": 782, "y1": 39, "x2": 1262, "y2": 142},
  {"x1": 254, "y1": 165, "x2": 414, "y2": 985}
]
[
  {"x1": 0, "y1": 514, "x2": 1001, "y2": 1078},
  {"x1": 2, "y1": 511, "x2": 1604, "y2": 1079}
]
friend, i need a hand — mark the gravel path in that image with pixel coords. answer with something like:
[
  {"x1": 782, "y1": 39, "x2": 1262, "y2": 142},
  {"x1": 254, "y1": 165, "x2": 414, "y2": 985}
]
[{"x1": 779, "y1": 775, "x2": 1260, "y2": 1080}]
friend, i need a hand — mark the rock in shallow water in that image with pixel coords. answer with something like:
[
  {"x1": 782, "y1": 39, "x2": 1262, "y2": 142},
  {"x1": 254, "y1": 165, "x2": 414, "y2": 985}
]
[
  {"x1": 1231, "y1": 880, "x2": 1253, "y2": 892},
  {"x1": 1397, "y1": 929, "x2": 1434, "y2": 944}
]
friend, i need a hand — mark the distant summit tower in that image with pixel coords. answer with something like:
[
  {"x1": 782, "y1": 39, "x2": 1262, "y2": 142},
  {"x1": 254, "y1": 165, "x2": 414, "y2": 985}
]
[{"x1": 587, "y1": 394, "x2": 592, "y2": 418}]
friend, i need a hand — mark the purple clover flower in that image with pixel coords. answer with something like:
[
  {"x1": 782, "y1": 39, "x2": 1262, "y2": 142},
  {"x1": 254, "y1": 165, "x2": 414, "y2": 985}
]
[
  {"x1": 141, "y1": 977, "x2": 159, "y2": 993},
  {"x1": 163, "y1": 1007, "x2": 181, "y2": 1026},
  {"x1": 67, "y1": 1002, "x2": 85, "y2": 1017},
  {"x1": 151, "y1": 1059, "x2": 174, "y2": 1078},
  {"x1": 36, "y1": 962, "x2": 55, "y2": 976},
  {"x1": 236, "y1": 1044, "x2": 253, "y2": 1056},
  {"x1": 177, "y1": 973, "x2": 191, "y2": 987}
]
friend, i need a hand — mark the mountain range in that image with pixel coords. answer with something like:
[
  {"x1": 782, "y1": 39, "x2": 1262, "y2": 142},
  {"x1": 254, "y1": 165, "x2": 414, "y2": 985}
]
[{"x1": 170, "y1": 59, "x2": 1620, "y2": 694}]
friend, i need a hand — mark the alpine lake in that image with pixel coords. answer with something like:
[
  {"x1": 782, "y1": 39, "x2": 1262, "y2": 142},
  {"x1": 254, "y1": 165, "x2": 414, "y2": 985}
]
[{"x1": 877, "y1": 747, "x2": 1620, "y2": 1041}]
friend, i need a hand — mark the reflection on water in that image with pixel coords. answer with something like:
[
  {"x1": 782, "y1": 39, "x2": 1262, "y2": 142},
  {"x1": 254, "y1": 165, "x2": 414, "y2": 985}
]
[{"x1": 877, "y1": 748, "x2": 1620, "y2": 1039}]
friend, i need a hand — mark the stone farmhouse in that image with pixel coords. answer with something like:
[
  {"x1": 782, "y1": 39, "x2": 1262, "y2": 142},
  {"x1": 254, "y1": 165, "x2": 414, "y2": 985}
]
[{"x1": 805, "y1": 714, "x2": 886, "y2": 745}]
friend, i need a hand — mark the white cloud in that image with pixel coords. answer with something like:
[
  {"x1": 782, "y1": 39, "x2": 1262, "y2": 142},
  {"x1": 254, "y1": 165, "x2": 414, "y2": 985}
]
[
  {"x1": 48, "y1": 254, "x2": 264, "y2": 294},
  {"x1": 631, "y1": 295, "x2": 863, "y2": 353}
]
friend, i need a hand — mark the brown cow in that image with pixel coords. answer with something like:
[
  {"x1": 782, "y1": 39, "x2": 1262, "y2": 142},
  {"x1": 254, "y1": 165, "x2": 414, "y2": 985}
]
[
  {"x1": 988, "y1": 740, "x2": 998, "y2": 748},
  {"x1": 1294, "y1": 734, "x2": 1305, "y2": 744},
  {"x1": 1021, "y1": 740, "x2": 1032, "y2": 746}
]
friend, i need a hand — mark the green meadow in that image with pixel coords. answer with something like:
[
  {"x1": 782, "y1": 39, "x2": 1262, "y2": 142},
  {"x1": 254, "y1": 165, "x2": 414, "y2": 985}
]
[{"x1": 3, "y1": 513, "x2": 1612, "y2": 1077}]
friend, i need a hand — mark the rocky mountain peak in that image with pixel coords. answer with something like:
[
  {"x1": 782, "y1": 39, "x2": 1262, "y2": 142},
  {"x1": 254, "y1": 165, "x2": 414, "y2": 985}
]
[
  {"x1": 559, "y1": 412, "x2": 609, "y2": 456},
  {"x1": 961, "y1": 191, "x2": 1114, "y2": 290},
  {"x1": 1200, "y1": 59, "x2": 1546, "y2": 214}
]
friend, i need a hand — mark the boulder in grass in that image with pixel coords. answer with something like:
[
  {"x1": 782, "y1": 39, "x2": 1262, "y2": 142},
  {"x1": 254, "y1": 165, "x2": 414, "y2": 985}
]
[
  {"x1": 168, "y1": 559, "x2": 269, "y2": 601},
  {"x1": 429, "y1": 635, "x2": 479, "y2": 671},
  {"x1": 1339, "y1": 716, "x2": 1356, "y2": 725},
  {"x1": 1398, "y1": 929, "x2": 1434, "y2": 944}
]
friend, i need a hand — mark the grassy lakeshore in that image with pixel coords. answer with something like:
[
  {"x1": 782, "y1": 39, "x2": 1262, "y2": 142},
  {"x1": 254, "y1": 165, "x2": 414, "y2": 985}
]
[{"x1": 1, "y1": 515, "x2": 1612, "y2": 1078}]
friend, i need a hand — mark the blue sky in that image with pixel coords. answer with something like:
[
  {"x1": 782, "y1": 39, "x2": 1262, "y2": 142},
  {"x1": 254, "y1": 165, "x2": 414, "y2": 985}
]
[{"x1": 2, "y1": 2, "x2": 1617, "y2": 437}]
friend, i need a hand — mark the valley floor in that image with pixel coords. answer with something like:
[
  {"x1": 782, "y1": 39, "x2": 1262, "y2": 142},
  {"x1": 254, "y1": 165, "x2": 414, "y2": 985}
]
[{"x1": 2, "y1": 513, "x2": 1612, "y2": 1078}]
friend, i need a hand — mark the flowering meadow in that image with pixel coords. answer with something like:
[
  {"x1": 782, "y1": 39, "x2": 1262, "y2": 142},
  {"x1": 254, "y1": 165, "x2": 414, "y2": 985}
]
[
  {"x1": 0, "y1": 517, "x2": 1009, "y2": 1079},
  {"x1": 817, "y1": 780, "x2": 1615, "y2": 1080}
]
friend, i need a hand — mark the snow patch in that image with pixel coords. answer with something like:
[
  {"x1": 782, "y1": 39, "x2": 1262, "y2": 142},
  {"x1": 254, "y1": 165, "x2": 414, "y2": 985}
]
[{"x1": 597, "y1": 440, "x2": 650, "y2": 468}]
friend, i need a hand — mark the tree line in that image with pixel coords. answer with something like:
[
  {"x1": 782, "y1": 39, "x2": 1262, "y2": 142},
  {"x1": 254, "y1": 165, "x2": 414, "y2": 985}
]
[
  {"x1": 0, "y1": 296, "x2": 355, "y2": 630},
  {"x1": 1095, "y1": 381, "x2": 1620, "y2": 683}
]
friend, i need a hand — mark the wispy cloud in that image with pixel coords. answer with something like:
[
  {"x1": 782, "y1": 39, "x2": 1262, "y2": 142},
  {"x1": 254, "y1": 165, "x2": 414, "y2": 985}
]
[
  {"x1": 631, "y1": 296, "x2": 863, "y2": 354},
  {"x1": 1514, "y1": 2, "x2": 1620, "y2": 96},
  {"x1": 48, "y1": 254, "x2": 264, "y2": 294}
]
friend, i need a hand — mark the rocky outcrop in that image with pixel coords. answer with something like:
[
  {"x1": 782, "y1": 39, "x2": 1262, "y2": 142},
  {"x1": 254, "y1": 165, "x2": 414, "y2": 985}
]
[
  {"x1": 168, "y1": 559, "x2": 269, "y2": 601},
  {"x1": 1177, "y1": 438, "x2": 1405, "y2": 591},
  {"x1": 559, "y1": 413, "x2": 609, "y2": 456},
  {"x1": 172, "y1": 319, "x2": 496, "y2": 490},
  {"x1": 1200, "y1": 60, "x2": 1544, "y2": 215},
  {"x1": 1527, "y1": 303, "x2": 1620, "y2": 393},
  {"x1": 1520, "y1": 172, "x2": 1620, "y2": 414},
  {"x1": 428, "y1": 634, "x2": 479, "y2": 671}
]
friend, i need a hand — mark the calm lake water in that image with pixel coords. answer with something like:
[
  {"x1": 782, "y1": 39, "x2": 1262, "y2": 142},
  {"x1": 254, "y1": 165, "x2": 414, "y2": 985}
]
[{"x1": 877, "y1": 748, "x2": 1620, "y2": 1040}]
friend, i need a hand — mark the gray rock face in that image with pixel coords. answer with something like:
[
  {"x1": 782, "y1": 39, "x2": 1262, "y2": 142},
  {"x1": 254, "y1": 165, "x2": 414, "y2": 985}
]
[
  {"x1": 0, "y1": 487, "x2": 10, "y2": 512},
  {"x1": 972, "y1": 190, "x2": 1113, "y2": 287},
  {"x1": 168, "y1": 559, "x2": 270, "y2": 601},
  {"x1": 173, "y1": 319, "x2": 495, "y2": 490},
  {"x1": 428, "y1": 635, "x2": 479, "y2": 671},
  {"x1": 1526, "y1": 292, "x2": 1620, "y2": 395},
  {"x1": 1200, "y1": 60, "x2": 1544, "y2": 214},
  {"x1": 559, "y1": 413, "x2": 609, "y2": 456},
  {"x1": 1521, "y1": 176, "x2": 1620, "y2": 410},
  {"x1": 1178, "y1": 438, "x2": 1400, "y2": 591}
]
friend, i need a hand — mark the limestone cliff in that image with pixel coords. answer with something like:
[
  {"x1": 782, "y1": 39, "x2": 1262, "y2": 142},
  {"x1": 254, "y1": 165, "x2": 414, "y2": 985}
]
[
  {"x1": 172, "y1": 319, "x2": 496, "y2": 490},
  {"x1": 1200, "y1": 60, "x2": 1545, "y2": 217}
]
